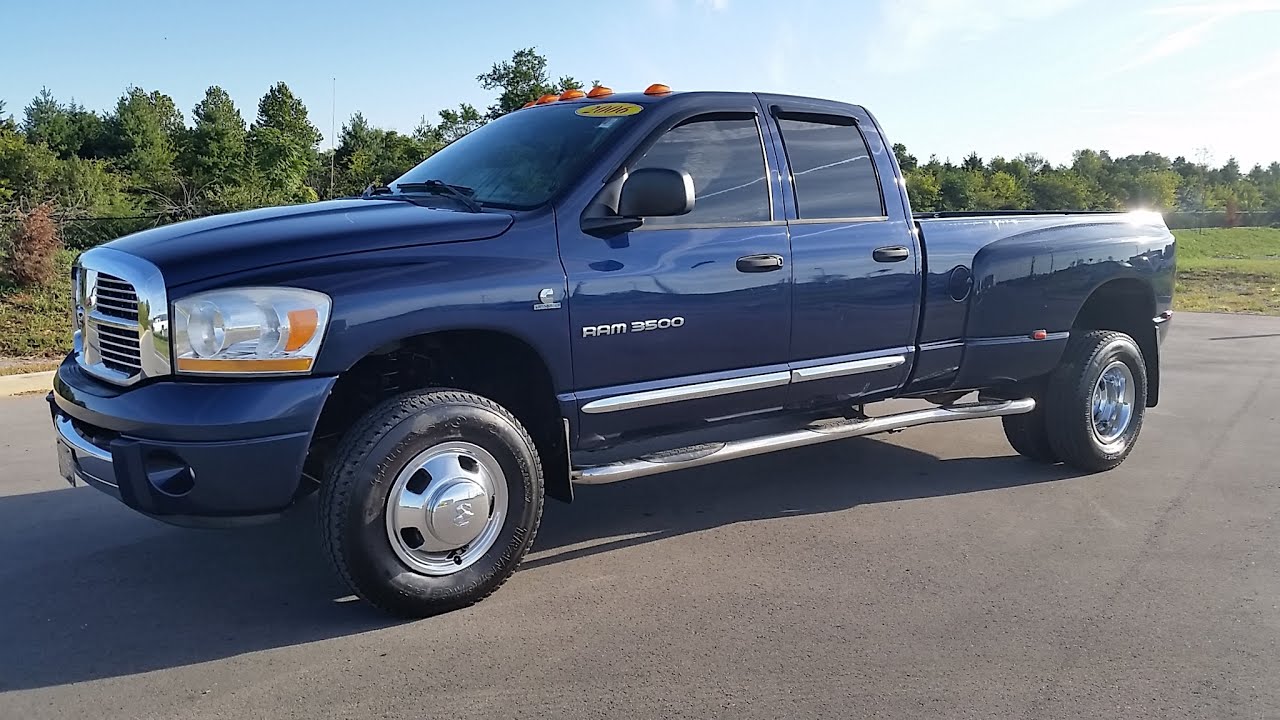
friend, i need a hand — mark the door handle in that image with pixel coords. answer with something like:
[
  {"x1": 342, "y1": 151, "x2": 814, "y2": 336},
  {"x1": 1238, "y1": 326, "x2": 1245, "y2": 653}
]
[
  {"x1": 736, "y1": 254, "x2": 785, "y2": 273},
  {"x1": 872, "y1": 246, "x2": 910, "y2": 263}
]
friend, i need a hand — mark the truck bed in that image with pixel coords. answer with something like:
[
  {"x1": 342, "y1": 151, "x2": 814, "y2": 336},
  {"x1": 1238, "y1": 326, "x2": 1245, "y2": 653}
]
[{"x1": 905, "y1": 210, "x2": 1175, "y2": 396}]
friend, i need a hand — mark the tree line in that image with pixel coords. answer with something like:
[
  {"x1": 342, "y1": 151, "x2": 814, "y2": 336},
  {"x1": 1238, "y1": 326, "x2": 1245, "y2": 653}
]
[
  {"x1": 896, "y1": 145, "x2": 1279, "y2": 219},
  {"x1": 2, "y1": 46, "x2": 1278, "y2": 254}
]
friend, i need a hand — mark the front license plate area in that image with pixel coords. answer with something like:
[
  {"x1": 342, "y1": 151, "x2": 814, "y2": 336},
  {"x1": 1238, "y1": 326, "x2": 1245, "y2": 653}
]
[{"x1": 57, "y1": 439, "x2": 77, "y2": 487}]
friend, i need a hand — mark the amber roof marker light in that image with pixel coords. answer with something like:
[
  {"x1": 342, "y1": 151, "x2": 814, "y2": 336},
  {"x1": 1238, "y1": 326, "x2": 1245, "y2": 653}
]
[
  {"x1": 559, "y1": 89, "x2": 586, "y2": 100},
  {"x1": 644, "y1": 83, "x2": 672, "y2": 96},
  {"x1": 535, "y1": 93, "x2": 559, "y2": 105},
  {"x1": 586, "y1": 86, "x2": 614, "y2": 98}
]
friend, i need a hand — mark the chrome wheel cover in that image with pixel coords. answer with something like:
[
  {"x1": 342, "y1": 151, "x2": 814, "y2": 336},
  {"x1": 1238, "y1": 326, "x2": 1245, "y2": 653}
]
[
  {"x1": 385, "y1": 441, "x2": 508, "y2": 576},
  {"x1": 1091, "y1": 360, "x2": 1136, "y2": 446}
]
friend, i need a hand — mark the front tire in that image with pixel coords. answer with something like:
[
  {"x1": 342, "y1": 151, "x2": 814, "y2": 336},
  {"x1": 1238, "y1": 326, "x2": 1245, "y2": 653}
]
[
  {"x1": 1043, "y1": 330, "x2": 1148, "y2": 472},
  {"x1": 320, "y1": 389, "x2": 544, "y2": 617}
]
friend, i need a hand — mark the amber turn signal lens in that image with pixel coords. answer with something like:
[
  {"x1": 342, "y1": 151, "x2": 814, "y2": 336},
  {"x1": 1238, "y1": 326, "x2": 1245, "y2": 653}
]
[
  {"x1": 285, "y1": 308, "x2": 320, "y2": 352},
  {"x1": 176, "y1": 357, "x2": 315, "y2": 373},
  {"x1": 586, "y1": 86, "x2": 613, "y2": 98},
  {"x1": 643, "y1": 83, "x2": 672, "y2": 95},
  {"x1": 535, "y1": 94, "x2": 559, "y2": 104},
  {"x1": 559, "y1": 89, "x2": 586, "y2": 100}
]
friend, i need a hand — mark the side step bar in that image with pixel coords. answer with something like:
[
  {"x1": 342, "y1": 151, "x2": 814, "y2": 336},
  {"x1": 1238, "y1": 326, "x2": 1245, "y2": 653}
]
[{"x1": 571, "y1": 398, "x2": 1036, "y2": 485}]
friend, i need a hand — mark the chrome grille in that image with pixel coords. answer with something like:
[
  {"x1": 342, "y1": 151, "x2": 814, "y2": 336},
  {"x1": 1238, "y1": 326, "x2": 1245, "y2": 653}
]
[
  {"x1": 94, "y1": 323, "x2": 142, "y2": 373},
  {"x1": 92, "y1": 273, "x2": 140, "y2": 321},
  {"x1": 73, "y1": 247, "x2": 171, "y2": 386}
]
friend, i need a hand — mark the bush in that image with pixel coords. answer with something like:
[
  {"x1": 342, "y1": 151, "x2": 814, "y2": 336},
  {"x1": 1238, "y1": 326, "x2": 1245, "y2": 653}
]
[{"x1": 4, "y1": 204, "x2": 62, "y2": 287}]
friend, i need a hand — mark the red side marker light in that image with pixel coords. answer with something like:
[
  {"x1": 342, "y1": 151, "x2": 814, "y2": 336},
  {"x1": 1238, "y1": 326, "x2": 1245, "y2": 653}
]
[{"x1": 1031, "y1": 329, "x2": 1048, "y2": 341}]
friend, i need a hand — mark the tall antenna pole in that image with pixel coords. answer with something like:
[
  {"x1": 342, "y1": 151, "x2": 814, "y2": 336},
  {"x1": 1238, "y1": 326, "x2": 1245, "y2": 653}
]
[{"x1": 329, "y1": 76, "x2": 336, "y2": 198}]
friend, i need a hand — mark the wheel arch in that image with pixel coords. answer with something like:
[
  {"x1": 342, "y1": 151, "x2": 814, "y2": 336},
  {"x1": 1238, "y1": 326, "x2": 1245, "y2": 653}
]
[
  {"x1": 1070, "y1": 277, "x2": 1160, "y2": 407},
  {"x1": 312, "y1": 328, "x2": 572, "y2": 502}
]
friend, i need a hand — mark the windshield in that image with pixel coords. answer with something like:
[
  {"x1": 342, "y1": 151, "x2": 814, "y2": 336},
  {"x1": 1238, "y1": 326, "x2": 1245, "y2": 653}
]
[{"x1": 392, "y1": 103, "x2": 643, "y2": 210}]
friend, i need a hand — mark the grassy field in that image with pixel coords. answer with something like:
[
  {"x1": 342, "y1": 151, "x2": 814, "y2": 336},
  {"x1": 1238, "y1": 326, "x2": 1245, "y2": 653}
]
[
  {"x1": 0, "y1": 228, "x2": 1277, "y2": 361},
  {"x1": 1173, "y1": 227, "x2": 1280, "y2": 314}
]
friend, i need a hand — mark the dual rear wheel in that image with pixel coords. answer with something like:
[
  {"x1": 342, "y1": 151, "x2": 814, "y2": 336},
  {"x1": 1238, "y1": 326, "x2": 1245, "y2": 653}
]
[{"x1": 1002, "y1": 330, "x2": 1148, "y2": 471}]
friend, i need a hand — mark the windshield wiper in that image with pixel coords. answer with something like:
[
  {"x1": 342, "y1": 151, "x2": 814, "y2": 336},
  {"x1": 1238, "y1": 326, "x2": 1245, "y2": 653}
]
[{"x1": 393, "y1": 180, "x2": 483, "y2": 213}]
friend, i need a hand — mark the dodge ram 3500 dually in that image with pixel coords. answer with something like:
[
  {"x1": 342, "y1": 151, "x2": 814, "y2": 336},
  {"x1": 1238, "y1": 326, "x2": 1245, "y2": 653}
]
[{"x1": 49, "y1": 86, "x2": 1175, "y2": 616}]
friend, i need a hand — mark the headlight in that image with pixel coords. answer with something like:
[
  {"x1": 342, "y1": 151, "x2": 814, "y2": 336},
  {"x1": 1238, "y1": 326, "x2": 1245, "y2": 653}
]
[{"x1": 171, "y1": 287, "x2": 331, "y2": 375}]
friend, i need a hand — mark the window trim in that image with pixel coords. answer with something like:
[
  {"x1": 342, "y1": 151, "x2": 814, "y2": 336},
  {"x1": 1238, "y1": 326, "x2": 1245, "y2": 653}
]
[
  {"x1": 615, "y1": 111, "x2": 776, "y2": 229},
  {"x1": 772, "y1": 108, "x2": 888, "y2": 222}
]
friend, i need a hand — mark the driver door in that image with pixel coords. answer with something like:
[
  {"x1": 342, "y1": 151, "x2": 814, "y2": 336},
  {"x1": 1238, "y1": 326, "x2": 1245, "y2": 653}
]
[{"x1": 560, "y1": 106, "x2": 793, "y2": 447}]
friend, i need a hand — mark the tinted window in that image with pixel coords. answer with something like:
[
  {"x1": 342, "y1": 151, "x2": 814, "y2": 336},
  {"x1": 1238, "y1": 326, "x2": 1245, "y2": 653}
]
[
  {"x1": 777, "y1": 115, "x2": 883, "y2": 219},
  {"x1": 632, "y1": 116, "x2": 769, "y2": 226},
  {"x1": 394, "y1": 104, "x2": 638, "y2": 209}
]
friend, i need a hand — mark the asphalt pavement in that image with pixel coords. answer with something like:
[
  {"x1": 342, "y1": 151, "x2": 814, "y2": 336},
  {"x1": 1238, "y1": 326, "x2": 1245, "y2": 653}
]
[{"x1": 1, "y1": 312, "x2": 1277, "y2": 719}]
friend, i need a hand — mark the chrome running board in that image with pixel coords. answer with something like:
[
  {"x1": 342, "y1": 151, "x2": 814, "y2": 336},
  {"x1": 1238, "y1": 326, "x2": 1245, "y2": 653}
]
[{"x1": 571, "y1": 398, "x2": 1036, "y2": 485}]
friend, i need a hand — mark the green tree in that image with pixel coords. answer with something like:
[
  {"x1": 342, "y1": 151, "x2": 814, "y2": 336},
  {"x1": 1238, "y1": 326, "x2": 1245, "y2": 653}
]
[
  {"x1": 108, "y1": 87, "x2": 184, "y2": 195},
  {"x1": 183, "y1": 86, "x2": 247, "y2": 192},
  {"x1": 973, "y1": 171, "x2": 1032, "y2": 210},
  {"x1": 961, "y1": 152, "x2": 984, "y2": 173},
  {"x1": 905, "y1": 169, "x2": 941, "y2": 211},
  {"x1": 893, "y1": 143, "x2": 918, "y2": 173},
  {"x1": 22, "y1": 88, "x2": 77, "y2": 157},
  {"x1": 333, "y1": 112, "x2": 430, "y2": 195},
  {"x1": 1130, "y1": 169, "x2": 1180, "y2": 210},
  {"x1": 1030, "y1": 171, "x2": 1095, "y2": 210},
  {"x1": 0, "y1": 130, "x2": 59, "y2": 205},
  {"x1": 939, "y1": 169, "x2": 977, "y2": 210},
  {"x1": 434, "y1": 103, "x2": 485, "y2": 145},
  {"x1": 477, "y1": 47, "x2": 580, "y2": 118},
  {"x1": 246, "y1": 82, "x2": 322, "y2": 203}
]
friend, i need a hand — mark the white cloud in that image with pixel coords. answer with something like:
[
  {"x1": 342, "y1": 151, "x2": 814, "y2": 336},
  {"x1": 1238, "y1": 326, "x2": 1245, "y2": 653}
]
[
  {"x1": 1150, "y1": 0, "x2": 1280, "y2": 15},
  {"x1": 866, "y1": 0, "x2": 1083, "y2": 71},
  {"x1": 652, "y1": 0, "x2": 729, "y2": 13},
  {"x1": 1227, "y1": 49, "x2": 1280, "y2": 89},
  {"x1": 1128, "y1": 14, "x2": 1222, "y2": 67},
  {"x1": 1114, "y1": 0, "x2": 1280, "y2": 71}
]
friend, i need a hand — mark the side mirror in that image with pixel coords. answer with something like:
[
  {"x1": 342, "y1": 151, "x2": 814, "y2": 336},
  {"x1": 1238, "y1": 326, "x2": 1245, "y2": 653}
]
[
  {"x1": 618, "y1": 168, "x2": 695, "y2": 219},
  {"x1": 580, "y1": 167, "x2": 696, "y2": 238}
]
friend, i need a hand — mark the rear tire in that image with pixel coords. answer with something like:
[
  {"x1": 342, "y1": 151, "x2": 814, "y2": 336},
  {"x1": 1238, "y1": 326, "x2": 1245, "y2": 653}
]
[
  {"x1": 320, "y1": 388, "x2": 544, "y2": 617},
  {"x1": 1002, "y1": 406, "x2": 1058, "y2": 463},
  {"x1": 1042, "y1": 330, "x2": 1147, "y2": 472}
]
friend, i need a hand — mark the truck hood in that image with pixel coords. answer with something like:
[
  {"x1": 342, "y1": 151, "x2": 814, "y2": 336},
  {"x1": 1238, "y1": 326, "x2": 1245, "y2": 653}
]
[{"x1": 105, "y1": 198, "x2": 515, "y2": 287}]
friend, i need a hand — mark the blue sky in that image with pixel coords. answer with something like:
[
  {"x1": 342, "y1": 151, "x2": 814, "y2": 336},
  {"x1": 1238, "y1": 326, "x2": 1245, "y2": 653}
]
[{"x1": 3, "y1": 0, "x2": 1278, "y2": 168}]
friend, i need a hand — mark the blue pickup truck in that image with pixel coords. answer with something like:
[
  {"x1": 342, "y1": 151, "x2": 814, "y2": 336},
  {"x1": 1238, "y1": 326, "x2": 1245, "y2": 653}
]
[{"x1": 50, "y1": 86, "x2": 1175, "y2": 616}]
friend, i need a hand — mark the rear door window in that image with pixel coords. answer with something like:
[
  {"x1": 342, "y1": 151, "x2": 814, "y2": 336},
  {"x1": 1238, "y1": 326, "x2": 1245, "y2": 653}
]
[{"x1": 775, "y1": 114, "x2": 884, "y2": 220}]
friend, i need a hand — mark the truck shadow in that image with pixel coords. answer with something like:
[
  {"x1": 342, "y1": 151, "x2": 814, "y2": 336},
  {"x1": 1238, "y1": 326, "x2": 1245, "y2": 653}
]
[
  {"x1": 528, "y1": 436, "x2": 1083, "y2": 569},
  {"x1": 0, "y1": 436, "x2": 1082, "y2": 691}
]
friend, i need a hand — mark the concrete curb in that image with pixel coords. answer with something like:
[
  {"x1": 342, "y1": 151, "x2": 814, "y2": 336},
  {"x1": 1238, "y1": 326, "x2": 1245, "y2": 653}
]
[{"x1": 0, "y1": 371, "x2": 55, "y2": 397}]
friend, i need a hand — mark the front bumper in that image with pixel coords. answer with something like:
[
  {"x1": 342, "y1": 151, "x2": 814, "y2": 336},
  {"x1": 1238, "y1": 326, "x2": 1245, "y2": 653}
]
[{"x1": 50, "y1": 356, "x2": 336, "y2": 525}]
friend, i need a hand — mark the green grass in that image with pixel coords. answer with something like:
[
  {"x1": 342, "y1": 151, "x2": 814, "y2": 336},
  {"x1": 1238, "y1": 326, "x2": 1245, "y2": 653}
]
[
  {"x1": 1172, "y1": 227, "x2": 1280, "y2": 315},
  {"x1": 0, "y1": 249, "x2": 76, "y2": 359},
  {"x1": 0, "y1": 229, "x2": 1277, "y2": 361}
]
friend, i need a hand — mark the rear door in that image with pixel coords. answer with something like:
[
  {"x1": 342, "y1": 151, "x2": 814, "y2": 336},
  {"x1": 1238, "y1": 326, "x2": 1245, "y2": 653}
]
[
  {"x1": 561, "y1": 103, "x2": 792, "y2": 445},
  {"x1": 762, "y1": 97, "x2": 922, "y2": 409}
]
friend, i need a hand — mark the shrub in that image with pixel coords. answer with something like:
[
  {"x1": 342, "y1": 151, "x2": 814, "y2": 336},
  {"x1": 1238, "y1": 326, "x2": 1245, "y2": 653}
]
[{"x1": 4, "y1": 204, "x2": 62, "y2": 287}]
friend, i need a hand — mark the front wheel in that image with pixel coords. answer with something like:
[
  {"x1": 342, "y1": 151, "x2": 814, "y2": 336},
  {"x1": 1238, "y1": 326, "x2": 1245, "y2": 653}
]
[
  {"x1": 320, "y1": 389, "x2": 544, "y2": 617},
  {"x1": 1042, "y1": 330, "x2": 1148, "y2": 472}
]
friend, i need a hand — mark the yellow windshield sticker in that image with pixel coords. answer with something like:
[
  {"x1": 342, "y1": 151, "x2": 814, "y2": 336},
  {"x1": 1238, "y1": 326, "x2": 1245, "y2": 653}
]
[{"x1": 576, "y1": 102, "x2": 644, "y2": 117}]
